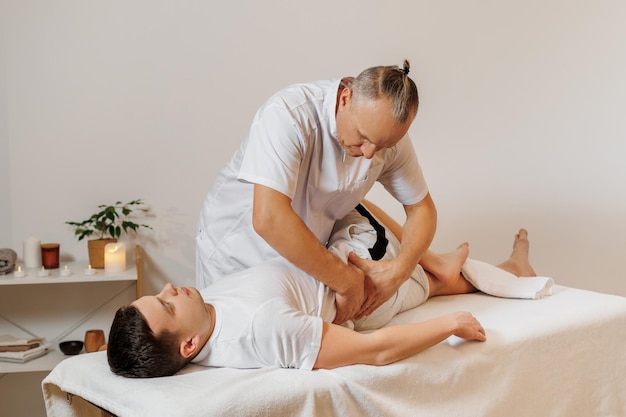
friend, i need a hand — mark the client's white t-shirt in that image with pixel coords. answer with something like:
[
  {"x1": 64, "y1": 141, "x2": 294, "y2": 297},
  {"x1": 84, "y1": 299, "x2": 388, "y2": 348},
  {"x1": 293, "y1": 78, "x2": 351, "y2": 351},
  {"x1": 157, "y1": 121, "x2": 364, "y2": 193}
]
[
  {"x1": 192, "y1": 206, "x2": 428, "y2": 370},
  {"x1": 192, "y1": 258, "x2": 334, "y2": 370}
]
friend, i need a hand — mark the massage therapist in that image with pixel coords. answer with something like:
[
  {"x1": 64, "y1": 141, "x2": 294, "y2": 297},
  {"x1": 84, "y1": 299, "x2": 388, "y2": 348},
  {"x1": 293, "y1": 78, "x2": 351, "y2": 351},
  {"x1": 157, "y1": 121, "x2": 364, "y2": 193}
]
[{"x1": 196, "y1": 60, "x2": 436, "y2": 324}]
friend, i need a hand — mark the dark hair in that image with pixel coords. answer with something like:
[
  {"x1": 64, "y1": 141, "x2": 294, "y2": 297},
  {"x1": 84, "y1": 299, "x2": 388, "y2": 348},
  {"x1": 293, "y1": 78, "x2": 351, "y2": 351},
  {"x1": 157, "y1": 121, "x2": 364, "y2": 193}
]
[
  {"x1": 107, "y1": 305, "x2": 190, "y2": 378},
  {"x1": 352, "y1": 59, "x2": 419, "y2": 123}
]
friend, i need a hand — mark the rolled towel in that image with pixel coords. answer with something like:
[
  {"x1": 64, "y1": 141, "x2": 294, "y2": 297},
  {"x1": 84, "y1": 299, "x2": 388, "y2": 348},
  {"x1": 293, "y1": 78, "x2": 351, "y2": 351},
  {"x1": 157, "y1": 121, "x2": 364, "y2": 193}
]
[{"x1": 461, "y1": 258, "x2": 554, "y2": 299}]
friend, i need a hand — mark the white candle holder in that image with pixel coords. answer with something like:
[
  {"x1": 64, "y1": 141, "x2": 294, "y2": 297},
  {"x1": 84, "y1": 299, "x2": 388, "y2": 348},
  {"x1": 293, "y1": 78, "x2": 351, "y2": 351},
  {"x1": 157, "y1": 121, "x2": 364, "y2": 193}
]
[{"x1": 13, "y1": 265, "x2": 26, "y2": 278}]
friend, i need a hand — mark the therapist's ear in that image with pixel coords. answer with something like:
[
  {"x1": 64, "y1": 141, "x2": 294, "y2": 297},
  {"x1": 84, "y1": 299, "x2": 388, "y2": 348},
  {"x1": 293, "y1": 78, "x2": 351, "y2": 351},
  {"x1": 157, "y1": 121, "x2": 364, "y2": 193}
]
[
  {"x1": 179, "y1": 335, "x2": 200, "y2": 359},
  {"x1": 339, "y1": 87, "x2": 352, "y2": 108}
]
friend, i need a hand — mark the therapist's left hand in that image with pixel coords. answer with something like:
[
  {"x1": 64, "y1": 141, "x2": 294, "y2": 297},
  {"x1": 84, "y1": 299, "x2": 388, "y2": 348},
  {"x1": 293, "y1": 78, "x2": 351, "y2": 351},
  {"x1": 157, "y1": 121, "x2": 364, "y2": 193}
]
[{"x1": 348, "y1": 252, "x2": 405, "y2": 319}]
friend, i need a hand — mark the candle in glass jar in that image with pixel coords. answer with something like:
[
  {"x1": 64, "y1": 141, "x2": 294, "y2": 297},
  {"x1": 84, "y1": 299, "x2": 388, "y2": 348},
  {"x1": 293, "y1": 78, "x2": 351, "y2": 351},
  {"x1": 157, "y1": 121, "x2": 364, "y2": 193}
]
[{"x1": 41, "y1": 243, "x2": 60, "y2": 269}]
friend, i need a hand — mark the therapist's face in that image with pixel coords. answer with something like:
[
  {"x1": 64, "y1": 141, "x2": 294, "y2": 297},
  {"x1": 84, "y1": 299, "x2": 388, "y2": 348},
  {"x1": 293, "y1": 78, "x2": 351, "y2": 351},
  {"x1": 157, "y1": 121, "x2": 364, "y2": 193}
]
[{"x1": 336, "y1": 88, "x2": 413, "y2": 160}]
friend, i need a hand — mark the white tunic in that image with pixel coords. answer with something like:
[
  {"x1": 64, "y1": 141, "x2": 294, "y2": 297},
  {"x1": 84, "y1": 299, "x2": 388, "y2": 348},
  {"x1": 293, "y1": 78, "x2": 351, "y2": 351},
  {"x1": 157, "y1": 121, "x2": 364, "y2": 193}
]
[{"x1": 196, "y1": 79, "x2": 429, "y2": 288}]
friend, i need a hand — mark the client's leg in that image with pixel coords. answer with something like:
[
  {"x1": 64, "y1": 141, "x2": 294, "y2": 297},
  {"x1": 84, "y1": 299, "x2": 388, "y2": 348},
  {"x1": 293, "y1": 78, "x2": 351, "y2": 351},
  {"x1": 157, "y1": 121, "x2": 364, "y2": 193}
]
[
  {"x1": 420, "y1": 244, "x2": 469, "y2": 287},
  {"x1": 423, "y1": 244, "x2": 477, "y2": 297},
  {"x1": 495, "y1": 229, "x2": 537, "y2": 277},
  {"x1": 422, "y1": 229, "x2": 538, "y2": 297}
]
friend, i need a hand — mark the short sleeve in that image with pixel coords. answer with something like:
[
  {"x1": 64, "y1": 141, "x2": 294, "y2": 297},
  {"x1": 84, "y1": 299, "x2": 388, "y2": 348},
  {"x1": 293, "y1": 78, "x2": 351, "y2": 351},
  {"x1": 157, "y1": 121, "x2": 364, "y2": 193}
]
[
  {"x1": 251, "y1": 299, "x2": 323, "y2": 370},
  {"x1": 238, "y1": 103, "x2": 304, "y2": 199},
  {"x1": 377, "y1": 136, "x2": 429, "y2": 205}
]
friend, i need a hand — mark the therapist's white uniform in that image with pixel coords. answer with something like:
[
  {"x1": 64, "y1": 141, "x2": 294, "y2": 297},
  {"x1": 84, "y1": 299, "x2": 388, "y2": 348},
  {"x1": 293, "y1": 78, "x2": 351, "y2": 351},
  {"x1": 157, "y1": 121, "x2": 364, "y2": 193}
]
[{"x1": 196, "y1": 78, "x2": 429, "y2": 288}]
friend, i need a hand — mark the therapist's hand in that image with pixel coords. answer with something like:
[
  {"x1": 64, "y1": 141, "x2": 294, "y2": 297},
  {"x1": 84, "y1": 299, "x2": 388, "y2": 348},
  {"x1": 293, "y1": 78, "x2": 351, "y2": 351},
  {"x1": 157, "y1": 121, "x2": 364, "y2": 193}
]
[
  {"x1": 348, "y1": 252, "x2": 406, "y2": 319},
  {"x1": 333, "y1": 262, "x2": 366, "y2": 324}
]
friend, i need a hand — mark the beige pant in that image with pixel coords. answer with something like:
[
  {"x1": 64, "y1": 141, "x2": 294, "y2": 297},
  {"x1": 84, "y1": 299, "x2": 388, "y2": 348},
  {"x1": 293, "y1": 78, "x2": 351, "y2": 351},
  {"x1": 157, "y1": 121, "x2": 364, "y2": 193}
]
[{"x1": 352, "y1": 265, "x2": 430, "y2": 331}]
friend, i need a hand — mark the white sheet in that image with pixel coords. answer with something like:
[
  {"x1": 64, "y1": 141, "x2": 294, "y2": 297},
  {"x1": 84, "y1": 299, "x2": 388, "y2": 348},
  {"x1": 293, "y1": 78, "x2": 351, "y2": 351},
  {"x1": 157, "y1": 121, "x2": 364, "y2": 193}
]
[{"x1": 42, "y1": 286, "x2": 626, "y2": 417}]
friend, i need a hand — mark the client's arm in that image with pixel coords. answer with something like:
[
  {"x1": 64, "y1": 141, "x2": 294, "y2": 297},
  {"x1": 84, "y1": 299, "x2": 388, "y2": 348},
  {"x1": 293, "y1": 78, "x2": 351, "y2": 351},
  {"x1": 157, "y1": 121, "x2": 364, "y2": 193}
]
[{"x1": 313, "y1": 313, "x2": 486, "y2": 369}]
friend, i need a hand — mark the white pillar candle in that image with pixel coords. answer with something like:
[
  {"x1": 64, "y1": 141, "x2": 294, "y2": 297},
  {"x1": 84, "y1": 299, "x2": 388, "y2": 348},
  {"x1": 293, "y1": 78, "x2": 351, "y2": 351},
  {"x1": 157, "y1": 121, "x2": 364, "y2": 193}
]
[
  {"x1": 104, "y1": 243, "x2": 126, "y2": 273},
  {"x1": 23, "y1": 237, "x2": 41, "y2": 268}
]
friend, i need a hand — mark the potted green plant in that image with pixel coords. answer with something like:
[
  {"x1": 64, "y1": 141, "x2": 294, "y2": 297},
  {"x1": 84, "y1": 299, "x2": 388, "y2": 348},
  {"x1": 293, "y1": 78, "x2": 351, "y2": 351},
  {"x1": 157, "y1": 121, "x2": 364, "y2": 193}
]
[{"x1": 66, "y1": 199, "x2": 152, "y2": 268}]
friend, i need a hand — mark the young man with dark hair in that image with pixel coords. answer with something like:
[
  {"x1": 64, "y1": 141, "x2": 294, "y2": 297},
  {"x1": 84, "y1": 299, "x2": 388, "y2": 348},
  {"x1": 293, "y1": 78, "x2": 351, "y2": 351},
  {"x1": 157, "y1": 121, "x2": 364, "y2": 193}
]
[{"x1": 109, "y1": 203, "x2": 540, "y2": 378}]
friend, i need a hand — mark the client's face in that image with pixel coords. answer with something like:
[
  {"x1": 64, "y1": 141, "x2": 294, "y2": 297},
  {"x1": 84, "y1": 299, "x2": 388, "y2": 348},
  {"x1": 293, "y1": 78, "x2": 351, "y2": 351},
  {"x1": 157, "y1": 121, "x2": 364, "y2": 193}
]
[{"x1": 133, "y1": 283, "x2": 209, "y2": 338}]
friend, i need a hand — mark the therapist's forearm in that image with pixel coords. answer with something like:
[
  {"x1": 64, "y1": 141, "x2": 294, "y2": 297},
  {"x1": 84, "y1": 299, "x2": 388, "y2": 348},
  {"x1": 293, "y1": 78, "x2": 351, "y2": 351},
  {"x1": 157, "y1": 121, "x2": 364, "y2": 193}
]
[
  {"x1": 252, "y1": 185, "x2": 362, "y2": 295},
  {"x1": 396, "y1": 193, "x2": 437, "y2": 281}
]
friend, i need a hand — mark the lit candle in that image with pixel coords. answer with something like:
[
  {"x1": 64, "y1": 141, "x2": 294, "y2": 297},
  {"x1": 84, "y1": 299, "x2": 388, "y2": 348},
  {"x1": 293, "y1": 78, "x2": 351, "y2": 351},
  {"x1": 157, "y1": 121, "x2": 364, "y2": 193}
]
[
  {"x1": 37, "y1": 265, "x2": 49, "y2": 277},
  {"x1": 13, "y1": 265, "x2": 26, "y2": 278},
  {"x1": 104, "y1": 243, "x2": 126, "y2": 273},
  {"x1": 84, "y1": 264, "x2": 96, "y2": 276},
  {"x1": 60, "y1": 265, "x2": 72, "y2": 277}
]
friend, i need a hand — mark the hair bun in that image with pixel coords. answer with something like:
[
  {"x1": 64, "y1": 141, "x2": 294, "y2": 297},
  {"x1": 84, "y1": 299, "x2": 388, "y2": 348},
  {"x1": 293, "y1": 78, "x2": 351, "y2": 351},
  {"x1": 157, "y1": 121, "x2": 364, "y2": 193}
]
[{"x1": 402, "y1": 59, "x2": 410, "y2": 76}]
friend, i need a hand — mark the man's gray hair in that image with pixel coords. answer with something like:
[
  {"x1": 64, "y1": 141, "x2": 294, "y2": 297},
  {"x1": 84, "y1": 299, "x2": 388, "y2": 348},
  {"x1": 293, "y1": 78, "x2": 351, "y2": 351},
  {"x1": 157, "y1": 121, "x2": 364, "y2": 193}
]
[{"x1": 351, "y1": 59, "x2": 418, "y2": 123}]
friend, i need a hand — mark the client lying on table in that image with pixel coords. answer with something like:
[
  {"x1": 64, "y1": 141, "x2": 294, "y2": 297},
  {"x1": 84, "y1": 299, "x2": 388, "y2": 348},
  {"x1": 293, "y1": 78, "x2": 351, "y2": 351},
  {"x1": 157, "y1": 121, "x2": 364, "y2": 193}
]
[{"x1": 108, "y1": 203, "x2": 539, "y2": 377}]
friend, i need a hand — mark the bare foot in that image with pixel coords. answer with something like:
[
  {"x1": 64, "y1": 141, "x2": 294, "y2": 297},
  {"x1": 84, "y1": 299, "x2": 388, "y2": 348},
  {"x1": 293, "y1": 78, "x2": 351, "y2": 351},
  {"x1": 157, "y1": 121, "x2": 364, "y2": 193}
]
[
  {"x1": 497, "y1": 229, "x2": 537, "y2": 277},
  {"x1": 421, "y1": 242, "x2": 470, "y2": 286}
]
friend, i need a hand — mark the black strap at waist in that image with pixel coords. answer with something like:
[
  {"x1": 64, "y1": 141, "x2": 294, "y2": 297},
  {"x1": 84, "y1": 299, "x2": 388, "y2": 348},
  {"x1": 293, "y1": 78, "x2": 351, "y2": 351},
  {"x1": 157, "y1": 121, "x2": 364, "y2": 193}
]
[{"x1": 354, "y1": 204, "x2": 389, "y2": 261}]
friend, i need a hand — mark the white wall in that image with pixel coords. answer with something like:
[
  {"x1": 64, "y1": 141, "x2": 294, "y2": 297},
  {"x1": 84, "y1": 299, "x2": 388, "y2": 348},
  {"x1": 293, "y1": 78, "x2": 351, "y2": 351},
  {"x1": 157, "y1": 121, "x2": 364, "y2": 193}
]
[
  {"x1": 5, "y1": 0, "x2": 624, "y2": 296},
  {"x1": 1, "y1": 1, "x2": 625, "y2": 414}
]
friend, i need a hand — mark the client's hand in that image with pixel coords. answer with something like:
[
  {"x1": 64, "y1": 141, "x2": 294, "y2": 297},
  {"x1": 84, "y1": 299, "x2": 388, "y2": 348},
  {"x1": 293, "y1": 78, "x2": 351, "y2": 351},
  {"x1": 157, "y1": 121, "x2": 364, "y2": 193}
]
[{"x1": 449, "y1": 311, "x2": 487, "y2": 342}]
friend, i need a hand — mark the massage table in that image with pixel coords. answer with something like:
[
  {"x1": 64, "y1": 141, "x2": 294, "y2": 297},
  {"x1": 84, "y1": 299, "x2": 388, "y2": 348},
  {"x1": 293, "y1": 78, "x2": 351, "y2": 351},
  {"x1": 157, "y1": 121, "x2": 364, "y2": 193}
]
[{"x1": 42, "y1": 284, "x2": 626, "y2": 417}]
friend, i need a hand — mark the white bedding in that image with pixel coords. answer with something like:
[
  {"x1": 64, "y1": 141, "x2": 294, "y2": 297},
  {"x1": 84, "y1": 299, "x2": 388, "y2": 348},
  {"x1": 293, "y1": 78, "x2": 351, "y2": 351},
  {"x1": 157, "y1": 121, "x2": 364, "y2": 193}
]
[{"x1": 42, "y1": 285, "x2": 626, "y2": 417}]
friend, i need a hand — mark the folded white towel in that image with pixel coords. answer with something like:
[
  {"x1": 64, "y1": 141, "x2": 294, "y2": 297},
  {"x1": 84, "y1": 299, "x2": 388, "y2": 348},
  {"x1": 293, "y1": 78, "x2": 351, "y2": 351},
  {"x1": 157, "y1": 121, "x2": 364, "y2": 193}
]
[
  {"x1": 461, "y1": 258, "x2": 554, "y2": 299},
  {"x1": 0, "y1": 342, "x2": 51, "y2": 363}
]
